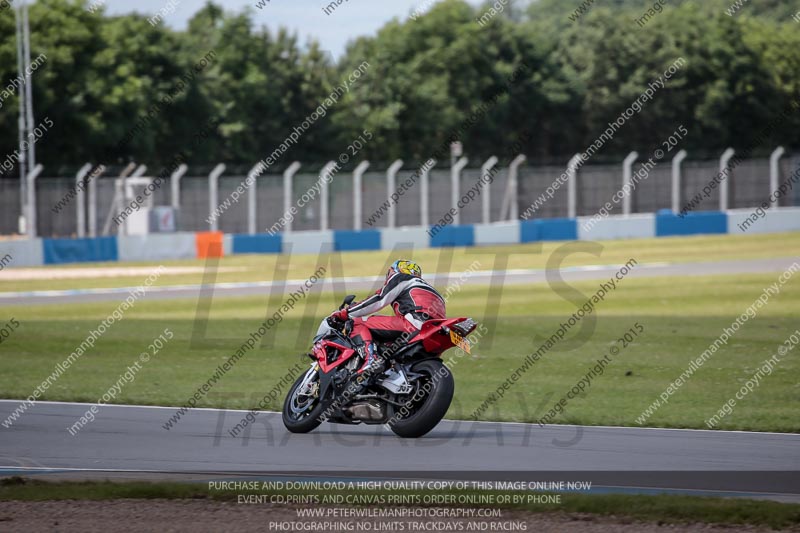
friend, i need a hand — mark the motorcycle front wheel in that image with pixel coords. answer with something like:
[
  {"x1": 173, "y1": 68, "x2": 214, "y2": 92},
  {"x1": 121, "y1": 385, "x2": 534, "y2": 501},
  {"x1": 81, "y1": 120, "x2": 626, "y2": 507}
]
[
  {"x1": 282, "y1": 366, "x2": 330, "y2": 433},
  {"x1": 387, "y1": 359, "x2": 454, "y2": 438}
]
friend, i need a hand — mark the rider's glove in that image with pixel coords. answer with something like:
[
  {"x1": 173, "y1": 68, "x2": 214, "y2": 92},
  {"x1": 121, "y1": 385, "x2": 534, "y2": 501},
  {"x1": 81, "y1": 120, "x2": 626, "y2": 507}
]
[{"x1": 327, "y1": 308, "x2": 349, "y2": 327}]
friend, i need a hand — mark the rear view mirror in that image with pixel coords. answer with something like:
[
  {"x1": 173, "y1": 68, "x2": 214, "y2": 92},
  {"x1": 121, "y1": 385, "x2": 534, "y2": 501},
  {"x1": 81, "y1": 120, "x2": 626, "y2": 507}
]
[{"x1": 340, "y1": 295, "x2": 356, "y2": 309}]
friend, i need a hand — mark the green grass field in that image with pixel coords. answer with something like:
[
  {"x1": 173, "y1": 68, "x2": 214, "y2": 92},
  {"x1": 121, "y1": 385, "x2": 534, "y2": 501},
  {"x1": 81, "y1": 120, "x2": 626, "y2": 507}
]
[{"x1": 0, "y1": 233, "x2": 798, "y2": 432}]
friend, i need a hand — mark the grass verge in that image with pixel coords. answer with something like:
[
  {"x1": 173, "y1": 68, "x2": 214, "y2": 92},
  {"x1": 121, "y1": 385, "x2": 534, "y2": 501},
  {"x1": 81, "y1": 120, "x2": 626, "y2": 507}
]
[
  {"x1": 1, "y1": 478, "x2": 799, "y2": 529},
  {"x1": 1, "y1": 271, "x2": 798, "y2": 431}
]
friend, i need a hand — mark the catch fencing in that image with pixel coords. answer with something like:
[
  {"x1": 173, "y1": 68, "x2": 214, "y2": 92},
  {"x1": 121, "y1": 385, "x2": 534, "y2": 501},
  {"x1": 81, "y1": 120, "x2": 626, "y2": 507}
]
[{"x1": 1, "y1": 151, "x2": 798, "y2": 238}]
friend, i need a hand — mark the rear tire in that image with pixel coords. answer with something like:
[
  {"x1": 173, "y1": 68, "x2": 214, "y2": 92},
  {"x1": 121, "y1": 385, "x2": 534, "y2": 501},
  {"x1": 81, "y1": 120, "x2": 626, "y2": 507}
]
[
  {"x1": 282, "y1": 368, "x2": 329, "y2": 434},
  {"x1": 388, "y1": 359, "x2": 454, "y2": 438}
]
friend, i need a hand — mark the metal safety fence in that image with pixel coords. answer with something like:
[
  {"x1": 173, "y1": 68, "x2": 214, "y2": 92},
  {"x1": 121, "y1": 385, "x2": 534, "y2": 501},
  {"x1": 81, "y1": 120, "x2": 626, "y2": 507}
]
[{"x1": 1, "y1": 149, "x2": 798, "y2": 238}]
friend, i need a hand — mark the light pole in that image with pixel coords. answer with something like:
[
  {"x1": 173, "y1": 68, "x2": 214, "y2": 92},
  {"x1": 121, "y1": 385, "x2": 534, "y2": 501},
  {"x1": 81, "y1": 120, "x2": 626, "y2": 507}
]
[
  {"x1": 15, "y1": 1, "x2": 27, "y2": 233},
  {"x1": 15, "y1": 0, "x2": 35, "y2": 236},
  {"x1": 22, "y1": 1, "x2": 36, "y2": 173}
]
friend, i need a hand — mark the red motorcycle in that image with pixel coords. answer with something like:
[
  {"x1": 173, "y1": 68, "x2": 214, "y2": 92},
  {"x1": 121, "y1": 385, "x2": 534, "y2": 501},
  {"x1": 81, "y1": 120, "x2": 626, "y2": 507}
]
[{"x1": 282, "y1": 295, "x2": 477, "y2": 438}]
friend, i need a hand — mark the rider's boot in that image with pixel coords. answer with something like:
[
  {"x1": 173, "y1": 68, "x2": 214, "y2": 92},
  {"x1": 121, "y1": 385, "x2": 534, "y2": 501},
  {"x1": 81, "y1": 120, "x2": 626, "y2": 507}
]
[{"x1": 357, "y1": 342, "x2": 385, "y2": 376}]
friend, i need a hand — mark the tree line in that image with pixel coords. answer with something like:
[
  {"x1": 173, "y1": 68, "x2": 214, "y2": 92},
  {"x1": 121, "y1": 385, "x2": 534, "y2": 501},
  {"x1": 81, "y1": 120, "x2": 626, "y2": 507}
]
[{"x1": 0, "y1": 0, "x2": 797, "y2": 176}]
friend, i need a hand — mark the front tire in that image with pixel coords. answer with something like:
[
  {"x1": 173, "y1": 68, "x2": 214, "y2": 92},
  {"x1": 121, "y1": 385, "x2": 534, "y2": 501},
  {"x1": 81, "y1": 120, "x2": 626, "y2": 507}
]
[
  {"x1": 388, "y1": 359, "x2": 454, "y2": 438},
  {"x1": 282, "y1": 367, "x2": 329, "y2": 433}
]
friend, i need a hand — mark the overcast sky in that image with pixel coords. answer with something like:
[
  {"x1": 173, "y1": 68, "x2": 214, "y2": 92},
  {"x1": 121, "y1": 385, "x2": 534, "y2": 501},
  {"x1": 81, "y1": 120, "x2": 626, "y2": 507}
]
[{"x1": 103, "y1": 0, "x2": 486, "y2": 59}]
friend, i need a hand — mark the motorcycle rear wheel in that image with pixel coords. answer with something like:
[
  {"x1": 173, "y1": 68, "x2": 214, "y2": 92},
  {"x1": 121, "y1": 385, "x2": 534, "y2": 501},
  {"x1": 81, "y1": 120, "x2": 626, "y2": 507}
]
[{"x1": 388, "y1": 359, "x2": 454, "y2": 438}]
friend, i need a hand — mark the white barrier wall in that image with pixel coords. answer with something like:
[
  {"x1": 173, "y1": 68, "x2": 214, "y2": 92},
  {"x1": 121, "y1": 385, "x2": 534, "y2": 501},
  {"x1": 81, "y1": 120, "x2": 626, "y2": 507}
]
[
  {"x1": 3, "y1": 208, "x2": 800, "y2": 268},
  {"x1": 578, "y1": 214, "x2": 656, "y2": 241},
  {"x1": 726, "y1": 207, "x2": 800, "y2": 235},
  {"x1": 118, "y1": 233, "x2": 197, "y2": 262},
  {"x1": 474, "y1": 221, "x2": 520, "y2": 246},
  {"x1": 282, "y1": 230, "x2": 335, "y2": 255},
  {"x1": 0, "y1": 239, "x2": 43, "y2": 268},
  {"x1": 223, "y1": 234, "x2": 234, "y2": 256},
  {"x1": 380, "y1": 227, "x2": 430, "y2": 250}
]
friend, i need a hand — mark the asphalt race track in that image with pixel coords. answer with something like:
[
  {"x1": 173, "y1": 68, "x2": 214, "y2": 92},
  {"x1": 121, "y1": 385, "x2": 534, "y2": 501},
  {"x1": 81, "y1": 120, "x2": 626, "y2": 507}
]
[
  {"x1": 2, "y1": 256, "x2": 799, "y2": 501},
  {"x1": 1, "y1": 256, "x2": 798, "y2": 306},
  {"x1": 1, "y1": 401, "x2": 798, "y2": 501}
]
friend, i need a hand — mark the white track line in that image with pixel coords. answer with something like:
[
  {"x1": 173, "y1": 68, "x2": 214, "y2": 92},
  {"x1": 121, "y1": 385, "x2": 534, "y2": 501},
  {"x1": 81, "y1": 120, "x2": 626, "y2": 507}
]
[
  {"x1": 0, "y1": 263, "x2": 671, "y2": 300},
  {"x1": 1, "y1": 399, "x2": 796, "y2": 437}
]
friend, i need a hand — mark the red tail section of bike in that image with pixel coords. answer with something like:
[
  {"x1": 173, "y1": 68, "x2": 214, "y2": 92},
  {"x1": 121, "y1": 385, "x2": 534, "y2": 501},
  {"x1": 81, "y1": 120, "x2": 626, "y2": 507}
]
[
  {"x1": 313, "y1": 317, "x2": 477, "y2": 372},
  {"x1": 418, "y1": 317, "x2": 476, "y2": 354}
]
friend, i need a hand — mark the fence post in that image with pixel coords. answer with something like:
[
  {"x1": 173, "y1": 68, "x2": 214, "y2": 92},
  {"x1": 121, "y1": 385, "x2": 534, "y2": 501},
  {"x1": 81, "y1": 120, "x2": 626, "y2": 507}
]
[
  {"x1": 719, "y1": 148, "x2": 735, "y2": 211},
  {"x1": 770, "y1": 147, "x2": 785, "y2": 208},
  {"x1": 451, "y1": 157, "x2": 469, "y2": 225},
  {"x1": 246, "y1": 163, "x2": 263, "y2": 235},
  {"x1": 320, "y1": 161, "x2": 337, "y2": 231},
  {"x1": 75, "y1": 163, "x2": 92, "y2": 238},
  {"x1": 25, "y1": 164, "x2": 43, "y2": 239},
  {"x1": 503, "y1": 154, "x2": 526, "y2": 221},
  {"x1": 89, "y1": 164, "x2": 110, "y2": 239},
  {"x1": 83, "y1": 164, "x2": 106, "y2": 238},
  {"x1": 353, "y1": 161, "x2": 370, "y2": 230},
  {"x1": 283, "y1": 162, "x2": 301, "y2": 233},
  {"x1": 102, "y1": 163, "x2": 136, "y2": 236},
  {"x1": 420, "y1": 159, "x2": 435, "y2": 228},
  {"x1": 567, "y1": 153, "x2": 582, "y2": 219},
  {"x1": 170, "y1": 164, "x2": 188, "y2": 209},
  {"x1": 132, "y1": 165, "x2": 147, "y2": 178},
  {"x1": 622, "y1": 151, "x2": 638, "y2": 216},
  {"x1": 387, "y1": 160, "x2": 403, "y2": 228},
  {"x1": 671, "y1": 150, "x2": 687, "y2": 214},
  {"x1": 121, "y1": 165, "x2": 148, "y2": 236},
  {"x1": 481, "y1": 156, "x2": 498, "y2": 224},
  {"x1": 208, "y1": 164, "x2": 226, "y2": 232}
]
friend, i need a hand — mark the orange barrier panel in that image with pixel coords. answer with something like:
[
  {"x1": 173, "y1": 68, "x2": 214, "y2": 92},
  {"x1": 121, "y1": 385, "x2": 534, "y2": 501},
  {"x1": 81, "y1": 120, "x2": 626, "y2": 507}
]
[{"x1": 195, "y1": 231, "x2": 224, "y2": 258}]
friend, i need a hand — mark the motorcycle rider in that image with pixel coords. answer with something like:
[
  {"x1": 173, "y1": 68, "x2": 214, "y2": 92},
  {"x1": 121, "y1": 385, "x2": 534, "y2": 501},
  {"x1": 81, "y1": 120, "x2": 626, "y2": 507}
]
[{"x1": 325, "y1": 260, "x2": 446, "y2": 373}]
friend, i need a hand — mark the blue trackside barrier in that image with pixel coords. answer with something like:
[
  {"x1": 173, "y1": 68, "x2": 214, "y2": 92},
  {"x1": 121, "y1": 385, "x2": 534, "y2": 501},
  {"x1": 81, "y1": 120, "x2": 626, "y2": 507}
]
[
  {"x1": 656, "y1": 211, "x2": 727, "y2": 237},
  {"x1": 430, "y1": 225, "x2": 475, "y2": 248},
  {"x1": 520, "y1": 218, "x2": 578, "y2": 242},
  {"x1": 43, "y1": 236, "x2": 118, "y2": 265},
  {"x1": 7, "y1": 208, "x2": 800, "y2": 268},
  {"x1": 232, "y1": 234, "x2": 282, "y2": 254},
  {"x1": 334, "y1": 229, "x2": 381, "y2": 252}
]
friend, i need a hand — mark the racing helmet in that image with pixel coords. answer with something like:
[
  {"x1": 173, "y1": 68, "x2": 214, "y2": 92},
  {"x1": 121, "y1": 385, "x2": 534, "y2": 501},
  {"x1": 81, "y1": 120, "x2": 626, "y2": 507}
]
[{"x1": 386, "y1": 259, "x2": 422, "y2": 280}]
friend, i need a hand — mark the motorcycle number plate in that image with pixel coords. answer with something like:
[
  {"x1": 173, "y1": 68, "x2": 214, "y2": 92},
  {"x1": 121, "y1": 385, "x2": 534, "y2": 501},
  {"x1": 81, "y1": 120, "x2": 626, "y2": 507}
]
[{"x1": 450, "y1": 330, "x2": 471, "y2": 353}]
